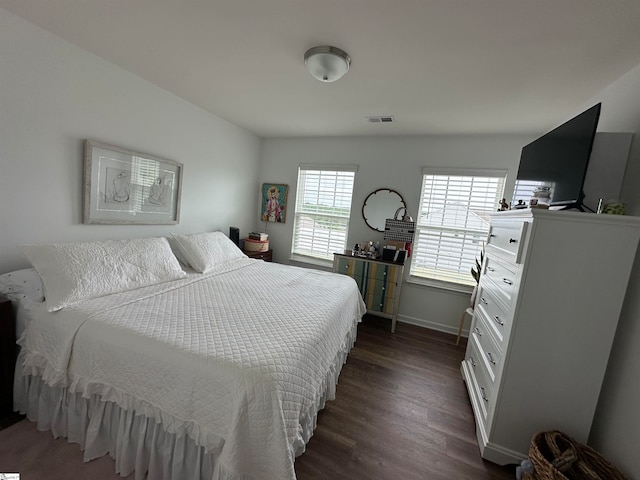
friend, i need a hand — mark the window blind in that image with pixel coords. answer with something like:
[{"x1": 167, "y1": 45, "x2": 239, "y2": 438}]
[
  {"x1": 291, "y1": 167, "x2": 356, "y2": 262},
  {"x1": 410, "y1": 172, "x2": 506, "y2": 286},
  {"x1": 512, "y1": 179, "x2": 541, "y2": 207}
]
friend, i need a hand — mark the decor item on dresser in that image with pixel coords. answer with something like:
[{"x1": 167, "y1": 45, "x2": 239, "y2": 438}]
[
  {"x1": 333, "y1": 253, "x2": 404, "y2": 333},
  {"x1": 83, "y1": 140, "x2": 183, "y2": 224},
  {"x1": 6, "y1": 235, "x2": 365, "y2": 480},
  {"x1": 362, "y1": 188, "x2": 407, "y2": 232},
  {"x1": 460, "y1": 209, "x2": 640, "y2": 466},
  {"x1": 261, "y1": 183, "x2": 288, "y2": 223},
  {"x1": 383, "y1": 205, "x2": 415, "y2": 262}
]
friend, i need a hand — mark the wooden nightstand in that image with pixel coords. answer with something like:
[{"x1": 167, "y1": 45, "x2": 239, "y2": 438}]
[
  {"x1": 0, "y1": 294, "x2": 23, "y2": 428},
  {"x1": 244, "y1": 249, "x2": 273, "y2": 262}
]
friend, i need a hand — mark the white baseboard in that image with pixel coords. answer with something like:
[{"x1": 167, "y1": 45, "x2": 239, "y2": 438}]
[{"x1": 397, "y1": 314, "x2": 468, "y2": 338}]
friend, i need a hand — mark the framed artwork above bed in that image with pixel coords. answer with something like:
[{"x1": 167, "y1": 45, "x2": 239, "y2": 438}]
[{"x1": 83, "y1": 140, "x2": 183, "y2": 224}]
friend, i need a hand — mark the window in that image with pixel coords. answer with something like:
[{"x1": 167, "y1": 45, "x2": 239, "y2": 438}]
[
  {"x1": 291, "y1": 165, "x2": 357, "y2": 264},
  {"x1": 409, "y1": 169, "x2": 506, "y2": 288},
  {"x1": 512, "y1": 179, "x2": 540, "y2": 208}
]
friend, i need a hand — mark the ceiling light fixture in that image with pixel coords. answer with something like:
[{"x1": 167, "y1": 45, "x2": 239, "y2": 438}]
[{"x1": 304, "y1": 46, "x2": 351, "y2": 83}]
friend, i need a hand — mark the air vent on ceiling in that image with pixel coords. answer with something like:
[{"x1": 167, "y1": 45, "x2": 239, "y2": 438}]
[{"x1": 366, "y1": 115, "x2": 395, "y2": 123}]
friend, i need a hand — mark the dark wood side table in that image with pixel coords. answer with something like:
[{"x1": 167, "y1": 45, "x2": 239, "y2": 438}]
[
  {"x1": 243, "y1": 249, "x2": 273, "y2": 262},
  {"x1": 0, "y1": 294, "x2": 23, "y2": 428}
]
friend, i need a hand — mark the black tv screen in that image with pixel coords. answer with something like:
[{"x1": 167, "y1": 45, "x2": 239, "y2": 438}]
[{"x1": 514, "y1": 103, "x2": 601, "y2": 208}]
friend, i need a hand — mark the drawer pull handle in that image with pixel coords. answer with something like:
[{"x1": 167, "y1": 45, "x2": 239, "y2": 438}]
[
  {"x1": 503, "y1": 278, "x2": 513, "y2": 285},
  {"x1": 509, "y1": 238, "x2": 517, "y2": 243},
  {"x1": 490, "y1": 234, "x2": 496, "y2": 238},
  {"x1": 481, "y1": 297, "x2": 488, "y2": 305},
  {"x1": 486, "y1": 266, "x2": 495, "y2": 272},
  {"x1": 494, "y1": 315, "x2": 504, "y2": 326},
  {"x1": 481, "y1": 388, "x2": 489, "y2": 402},
  {"x1": 469, "y1": 356, "x2": 476, "y2": 367},
  {"x1": 486, "y1": 352, "x2": 496, "y2": 365},
  {"x1": 474, "y1": 327, "x2": 482, "y2": 336}
]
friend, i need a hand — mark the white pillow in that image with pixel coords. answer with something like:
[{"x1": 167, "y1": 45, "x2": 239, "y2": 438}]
[
  {"x1": 21, "y1": 237, "x2": 187, "y2": 312},
  {"x1": 0, "y1": 268, "x2": 45, "y2": 303},
  {"x1": 170, "y1": 231, "x2": 245, "y2": 273}
]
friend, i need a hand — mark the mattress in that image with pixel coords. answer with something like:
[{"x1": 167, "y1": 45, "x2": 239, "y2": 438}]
[{"x1": 17, "y1": 257, "x2": 366, "y2": 480}]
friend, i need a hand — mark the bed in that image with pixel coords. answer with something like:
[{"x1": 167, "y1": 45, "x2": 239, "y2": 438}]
[{"x1": 1, "y1": 232, "x2": 366, "y2": 480}]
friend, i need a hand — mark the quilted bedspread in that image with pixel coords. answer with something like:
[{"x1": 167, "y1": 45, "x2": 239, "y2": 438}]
[{"x1": 19, "y1": 258, "x2": 366, "y2": 480}]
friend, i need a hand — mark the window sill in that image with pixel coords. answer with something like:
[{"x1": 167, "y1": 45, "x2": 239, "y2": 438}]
[
  {"x1": 289, "y1": 254, "x2": 333, "y2": 269},
  {"x1": 406, "y1": 275, "x2": 474, "y2": 295}
]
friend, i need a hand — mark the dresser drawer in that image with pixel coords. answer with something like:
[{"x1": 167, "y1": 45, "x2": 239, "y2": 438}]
[
  {"x1": 482, "y1": 255, "x2": 517, "y2": 307},
  {"x1": 486, "y1": 219, "x2": 528, "y2": 263},
  {"x1": 476, "y1": 283, "x2": 510, "y2": 344},
  {"x1": 366, "y1": 262, "x2": 401, "y2": 283},
  {"x1": 472, "y1": 310, "x2": 503, "y2": 382},
  {"x1": 465, "y1": 336, "x2": 494, "y2": 423},
  {"x1": 365, "y1": 291, "x2": 396, "y2": 314},
  {"x1": 334, "y1": 256, "x2": 366, "y2": 278}
]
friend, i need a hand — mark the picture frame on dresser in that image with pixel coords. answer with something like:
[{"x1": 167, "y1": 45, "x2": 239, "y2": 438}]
[{"x1": 83, "y1": 140, "x2": 183, "y2": 225}]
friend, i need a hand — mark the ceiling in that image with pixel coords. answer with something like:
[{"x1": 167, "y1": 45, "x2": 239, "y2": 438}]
[{"x1": 3, "y1": 0, "x2": 640, "y2": 138}]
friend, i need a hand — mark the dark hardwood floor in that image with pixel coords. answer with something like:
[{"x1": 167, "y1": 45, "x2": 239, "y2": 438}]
[{"x1": 294, "y1": 315, "x2": 516, "y2": 480}]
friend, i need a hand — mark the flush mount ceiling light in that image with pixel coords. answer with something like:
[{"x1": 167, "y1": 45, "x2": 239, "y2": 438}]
[{"x1": 304, "y1": 46, "x2": 351, "y2": 82}]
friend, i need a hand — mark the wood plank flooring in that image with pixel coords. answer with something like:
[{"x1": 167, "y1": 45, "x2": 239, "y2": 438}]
[{"x1": 294, "y1": 315, "x2": 516, "y2": 480}]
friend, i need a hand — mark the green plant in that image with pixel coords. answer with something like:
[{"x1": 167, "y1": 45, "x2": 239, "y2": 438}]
[{"x1": 470, "y1": 244, "x2": 485, "y2": 284}]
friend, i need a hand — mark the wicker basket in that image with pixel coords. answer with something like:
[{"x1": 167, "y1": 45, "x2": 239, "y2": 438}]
[{"x1": 523, "y1": 431, "x2": 627, "y2": 480}]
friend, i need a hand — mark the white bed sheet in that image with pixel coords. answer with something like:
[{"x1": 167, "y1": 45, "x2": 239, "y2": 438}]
[{"x1": 17, "y1": 258, "x2": 366, "y2": 480}]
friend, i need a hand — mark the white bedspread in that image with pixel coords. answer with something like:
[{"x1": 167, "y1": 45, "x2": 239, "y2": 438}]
[{"x1": 18, "y1": 258, "x2": 366, "y2": 480}]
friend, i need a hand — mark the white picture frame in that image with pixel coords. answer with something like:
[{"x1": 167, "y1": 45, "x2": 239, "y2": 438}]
[{"x1": 83, "y1": 140, "x2": 183, "y2": 224}]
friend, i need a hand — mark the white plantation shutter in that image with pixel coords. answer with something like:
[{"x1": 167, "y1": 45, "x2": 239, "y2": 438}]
[
  {"x1": 292, "y1": 165, "x2": 356, "y2": 262},
  {"x1": 512, "y1": 179, "x2": 540, "y2": 207},
  {"x1": 410, "y1": 169, "x2": 506, "y2": 287}
]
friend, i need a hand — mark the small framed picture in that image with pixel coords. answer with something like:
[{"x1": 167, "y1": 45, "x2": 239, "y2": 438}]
[{"x1": 261, "y1": 183, "x2": 288, "y2": 223}]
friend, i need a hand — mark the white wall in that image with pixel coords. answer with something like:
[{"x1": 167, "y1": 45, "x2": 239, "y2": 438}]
[
  {"x1": 583, "y1": 62, "x2": 640, "y2": 477},
  {"x1": 260, "y1": 134, "x2": 532, "y2": 333},
  {"x1": 0, "y1": 8, "x2": 261, "y2": 273}
]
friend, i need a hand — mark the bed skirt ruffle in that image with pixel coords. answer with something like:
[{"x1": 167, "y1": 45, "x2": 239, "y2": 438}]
[{"x1": 13, "y1": 320, "x2": 360, "y2": 480}]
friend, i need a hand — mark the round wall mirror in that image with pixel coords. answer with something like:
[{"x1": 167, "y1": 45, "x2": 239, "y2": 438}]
[{"x1": 362, "y1": 188, "x2": 407, "y2": 232}]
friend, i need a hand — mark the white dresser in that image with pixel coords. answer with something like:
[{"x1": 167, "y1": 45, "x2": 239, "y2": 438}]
[{"x1": 461, "y1": 209, "x2": 640, "y2": 465}]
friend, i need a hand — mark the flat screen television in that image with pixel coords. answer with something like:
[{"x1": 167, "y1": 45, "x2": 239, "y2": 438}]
[{"x1": 513, "y1": 103, "x2": 602, "y2": 210}]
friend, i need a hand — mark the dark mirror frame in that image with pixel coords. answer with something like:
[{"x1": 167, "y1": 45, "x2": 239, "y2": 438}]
[{"x1": 362, "y1": 188, "x2": 407, "y2": 232}]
